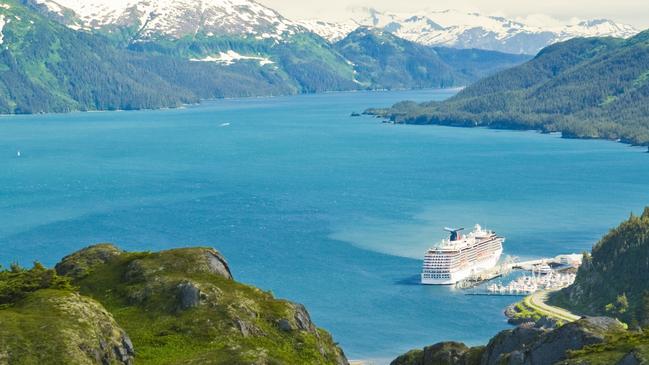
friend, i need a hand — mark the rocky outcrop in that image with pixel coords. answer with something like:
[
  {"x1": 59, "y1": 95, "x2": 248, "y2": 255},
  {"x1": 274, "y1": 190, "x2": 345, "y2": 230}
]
[
  {"x1": 390, "y1": 342, "x2": 481, "y2": 365},
  {"x1": 53, "y1": 244, "x2": 348, "y2": 365},
  {"x1": 55, "y1": 243, "x2": 123, "y2": 279},
  {"x1": 522, "y1": 317, "x2": 625, "y2": 364},
  {"x1": 392, "y1": 317, "x2": 628, "y2": 365},
  {"x1": 177, "y1": 281, "x2": 201, "y2": 309},
  {"x1": 278, "y1": 303, "x2": 318, "y2": 333},
  {"x1": 203, "y1": 248, "x2": 233, "y2": 279},
  {"x1": 481, "y1": 323, "x2": 548, "y2": 365},
  {"x1": 617, "y1": 351, "x2": 643, "y2": 365},
  {"x1": 0, "y1": 290, "x2": 133, "y2": 364}
]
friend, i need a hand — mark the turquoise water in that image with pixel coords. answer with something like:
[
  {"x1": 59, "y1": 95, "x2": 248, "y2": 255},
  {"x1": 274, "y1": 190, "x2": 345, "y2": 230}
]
[{"x1": 2, "y1": 89, "x2": 649, "y2": 362}]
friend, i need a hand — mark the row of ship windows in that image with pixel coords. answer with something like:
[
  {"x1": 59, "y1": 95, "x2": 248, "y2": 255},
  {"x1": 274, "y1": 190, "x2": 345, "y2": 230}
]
[{"x1": 423, "y1": 274, "x2": 450, "y2": 279}]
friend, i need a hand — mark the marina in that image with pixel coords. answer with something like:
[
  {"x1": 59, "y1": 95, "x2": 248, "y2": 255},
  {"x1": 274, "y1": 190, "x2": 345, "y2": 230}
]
[{"x1": 457, "y1": 254, "x2": 582, "y2": 295}]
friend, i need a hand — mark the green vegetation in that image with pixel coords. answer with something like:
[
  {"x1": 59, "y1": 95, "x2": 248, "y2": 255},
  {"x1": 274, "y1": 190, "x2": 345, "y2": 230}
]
[
  {"x1": 551, "y1": 208, "x2": 649, "y2": 328},
  {"x1": 509, "y1": 300, "x2": 545, "y2": 323},
  {"x1": 562, "y1": 330, "x2": 649, "y2": 364},
  {"x1": 0, "y1": 262, "x2": 73, "y2": 307},
  {"x1": 0, "y1": 262, "x2": 133, "y2": 364},
  {"x1": 58, "y1": 244, "x2": 346, "y2": 365},
  {"x1": 0, "y1": 0, "x2": 197, "y2": 113},
  {"x1": 0, "y1": 244, "x2": 346, "y2": 364},
  {"x1": 334, "y1": 27, "x2": 462, "y2": 89},
  {"x1": 368, "y1": 30, "x2": 649, "y2": 146}
]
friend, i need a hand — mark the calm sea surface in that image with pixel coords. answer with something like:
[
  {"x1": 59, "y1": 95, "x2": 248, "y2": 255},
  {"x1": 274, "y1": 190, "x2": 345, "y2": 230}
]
[{"x1": 2, "y1": 89, "x2": 649, "y2": 362}]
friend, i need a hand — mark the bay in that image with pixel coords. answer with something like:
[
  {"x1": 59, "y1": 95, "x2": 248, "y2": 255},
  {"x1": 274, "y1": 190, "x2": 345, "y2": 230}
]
[{"x1": 1, "y1": 89, "x2": 649, "y2": 362}]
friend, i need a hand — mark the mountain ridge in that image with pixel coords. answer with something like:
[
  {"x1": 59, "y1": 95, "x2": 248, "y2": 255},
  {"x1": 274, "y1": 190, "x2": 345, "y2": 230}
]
[{"x1": 302, "y1": 8, "x2": 638, "y2": 54}]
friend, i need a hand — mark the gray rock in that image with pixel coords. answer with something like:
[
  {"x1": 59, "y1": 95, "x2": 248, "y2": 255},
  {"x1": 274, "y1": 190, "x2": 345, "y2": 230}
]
[
  {"x1": 121, "y1": 335, "x2": 134, "y2": 357},
  {"x1": 508, "y1": 350, "x2": 525, "y2": 365},
  {"x1": 481, "y1": 323, "x2": 547, "y2": 365},
  {"x1": 277, "y1": 319, "x2": 293, "y2": 332},
  {"x1": 204, "y1": 249, "x2": 233, "y2": 279},
  {"x1": 292, "y1": 303, "x2": 316, "y2": 333},
  {"x1": 523, "y1": 316, "x2": 626, "y2": 365},
  {"x1": 123, "y1": 260, "x2": 146, "y2": 282},
  {"x1": 55, "y1": 244, "x2": 123, "y2": 279},
  {"x1": 617, "y1": 351, "x2": 643, "y2": 365},
  {"x1": 390, "y1": 341, "x2": 470, "y2": 365},
  {"x1": 234, "y1": 319, "x2": 262, "y2": 337},
  {"x1": 177, "y1": 281, "x2": 201, "y2": 309}
]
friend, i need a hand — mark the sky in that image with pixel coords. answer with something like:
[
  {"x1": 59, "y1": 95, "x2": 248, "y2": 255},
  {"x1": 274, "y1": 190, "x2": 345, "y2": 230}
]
[{"x1": 257, "y1": 0, "x2": 649, "y2": 29}]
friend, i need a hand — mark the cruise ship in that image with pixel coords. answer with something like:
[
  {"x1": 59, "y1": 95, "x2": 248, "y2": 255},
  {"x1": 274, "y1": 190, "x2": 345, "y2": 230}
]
[{"x1": 421, "y1": 225, "x2": 504, "y2": 285}]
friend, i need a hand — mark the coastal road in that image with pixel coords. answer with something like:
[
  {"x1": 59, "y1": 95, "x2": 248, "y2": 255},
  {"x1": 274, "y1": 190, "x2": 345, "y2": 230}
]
[{"x1": 525, "y1": 290, "x2": 581, "y2": 322}]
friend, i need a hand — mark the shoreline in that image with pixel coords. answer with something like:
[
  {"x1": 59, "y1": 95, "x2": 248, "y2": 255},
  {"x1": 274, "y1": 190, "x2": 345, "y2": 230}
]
[
  {"x1": 0, "y1": 87, "x2": 464, "y2": 118},
  {"x1": 365, "y1": 113, "x2": 649, "y2": 153}
]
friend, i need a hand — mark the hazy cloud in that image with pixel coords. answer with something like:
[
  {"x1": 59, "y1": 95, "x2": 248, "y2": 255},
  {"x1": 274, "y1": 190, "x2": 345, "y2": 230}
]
[{"x1": 257, "y1": 0, "x2": 649, "y2": 28}]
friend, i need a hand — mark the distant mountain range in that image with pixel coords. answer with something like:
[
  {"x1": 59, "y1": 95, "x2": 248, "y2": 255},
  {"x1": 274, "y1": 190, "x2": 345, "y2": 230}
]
[
  {"x1": 0, "y1": 0, "x2": 641, "y2": 114},
  {"x1": 302, "y1": 8, "x2": 639, "y2": 54},
  {"x1": 0, "y1": 0, "x2": 539, "y2": 114},
  {"x1": 29, "y1": 1, "x2": 638, "y2": 55}
]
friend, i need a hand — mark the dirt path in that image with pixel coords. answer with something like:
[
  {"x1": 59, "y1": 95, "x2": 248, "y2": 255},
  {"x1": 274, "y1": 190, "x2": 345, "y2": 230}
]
[{"x1": 525, "y1": 290, "x2": 581, "y2": 322}]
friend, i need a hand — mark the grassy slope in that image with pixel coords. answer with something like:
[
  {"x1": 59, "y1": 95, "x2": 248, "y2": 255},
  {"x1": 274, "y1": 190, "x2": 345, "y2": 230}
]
[
  {"x1": 0, "y1": 289, "x2": 134, "y2": 365},
  {"x1": 561, "y1": 330, "x2": 649, "y2": 364},
  {"x1": 61, "y1": 245, "x2": 346, "y2": 365},
  {"x1": 0, "y1": 262, "x2": 133, "y2": 364}
]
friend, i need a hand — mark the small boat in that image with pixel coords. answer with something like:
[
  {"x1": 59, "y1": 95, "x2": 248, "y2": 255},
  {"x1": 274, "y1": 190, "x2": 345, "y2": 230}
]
[
  {"x1": 16, "y1": 150, "x2": 21, "y2": 157},
  {"x1": 219, "y1": 122, "x2": 231, "y2": 127}
]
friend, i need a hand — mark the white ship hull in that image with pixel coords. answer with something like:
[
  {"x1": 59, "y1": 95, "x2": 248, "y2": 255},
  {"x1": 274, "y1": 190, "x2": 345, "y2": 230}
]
[{"x1": 421, "y1": 247, "x2": 502, "y2": 285}]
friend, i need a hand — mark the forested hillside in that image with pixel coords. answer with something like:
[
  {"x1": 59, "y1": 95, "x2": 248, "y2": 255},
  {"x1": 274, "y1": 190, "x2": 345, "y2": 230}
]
[
  {"x1": 368, "y1": 30, "x2": 649, "y2": 146},
  {"x1": 334, "y1": 28, "x2": 531, "y2": 90},
  {"x1": 0, "y1": 0, "x2": 198, "y2": 113},
  {"x1": 334, "y1": 28, "x2": 463, "y2": 89},
  {"x1": 551, "y1": 208, "x2": 649, "y2": 327}
]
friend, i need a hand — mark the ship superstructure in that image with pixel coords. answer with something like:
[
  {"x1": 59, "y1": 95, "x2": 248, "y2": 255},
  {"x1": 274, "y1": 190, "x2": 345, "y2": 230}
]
[{"x1": 421, "y1": 224, "x2": 504, "y2": 285}]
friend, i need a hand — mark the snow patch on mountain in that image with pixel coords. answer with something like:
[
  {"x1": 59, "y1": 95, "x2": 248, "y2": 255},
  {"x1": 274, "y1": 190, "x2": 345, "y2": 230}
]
[
  {"x1": 190, "y1": 50, "x2": 273, "y2": 66},
  {"x1": 296, "y1": 20, "x2": 354, "y2": 42},
  {"x1": 0, "y1": 15, "x2": 5, "y2": 44},
  {"x1": 35, "y1": 0, "x2": 305, "y2": 40}
]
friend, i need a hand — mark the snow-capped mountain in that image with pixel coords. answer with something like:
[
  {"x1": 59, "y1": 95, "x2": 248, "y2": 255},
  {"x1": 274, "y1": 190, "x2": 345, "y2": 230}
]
[
  {"x1": 305, "y1": 8, "x2": 639, "y2": 54},
  {"x1": 29, "y1": 1, "x2": 640, "y2": 55},
  {"x1": 295, "y1": 20, "x2": 354, "y2": 42},
  {"x1": 33, "y1": 0, "x2": 304, "y2": 40}
]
